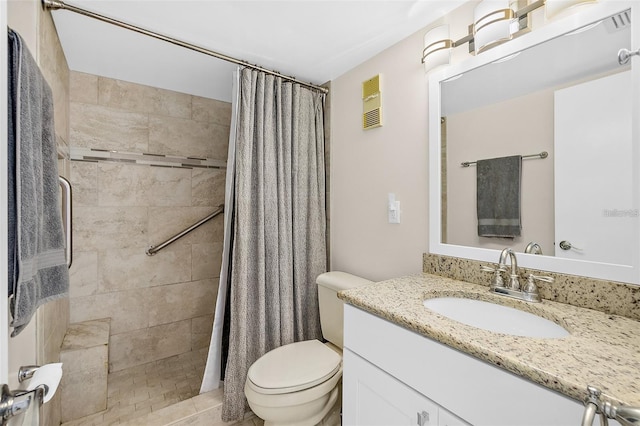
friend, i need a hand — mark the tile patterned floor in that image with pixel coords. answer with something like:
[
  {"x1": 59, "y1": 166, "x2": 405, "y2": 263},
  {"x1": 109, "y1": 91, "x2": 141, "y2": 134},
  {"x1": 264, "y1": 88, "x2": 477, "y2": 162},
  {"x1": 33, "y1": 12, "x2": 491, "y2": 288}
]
[
  {"x1": 60, "y1": 346, "x2": 335, "y2": 426},
  {"x1": 62, "y1": 348, "x2": 209, "y2": 426}
]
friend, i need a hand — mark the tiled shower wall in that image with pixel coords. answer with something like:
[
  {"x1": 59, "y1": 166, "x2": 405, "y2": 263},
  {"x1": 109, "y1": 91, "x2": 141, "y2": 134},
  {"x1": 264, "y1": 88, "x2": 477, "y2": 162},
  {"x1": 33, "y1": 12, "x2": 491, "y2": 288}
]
[{"x1": 68, "y1": 72, "x2": 230, "y2": 372}]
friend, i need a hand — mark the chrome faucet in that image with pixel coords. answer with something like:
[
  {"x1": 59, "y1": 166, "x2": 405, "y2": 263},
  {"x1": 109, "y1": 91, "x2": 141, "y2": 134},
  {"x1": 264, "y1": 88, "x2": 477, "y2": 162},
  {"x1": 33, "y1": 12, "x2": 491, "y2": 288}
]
[
  {"x1": 481, "y1": 248, "x2": 552, "y2": 303},
  {"x1": 524, "y1": 241, "x2": 543, "y2": 255},
  {"x1": 504, "y1": 249, "x2": 520, "y2": 291}
]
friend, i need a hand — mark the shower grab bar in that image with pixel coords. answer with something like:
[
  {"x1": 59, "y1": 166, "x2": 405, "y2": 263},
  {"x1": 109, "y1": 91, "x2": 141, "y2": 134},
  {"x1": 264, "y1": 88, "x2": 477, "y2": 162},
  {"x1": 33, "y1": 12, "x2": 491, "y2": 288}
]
[
  {"x1": 146, "y1": 204, "x2": 224, "y2": 256},
  {"x1": 58, "y1": 176, "x2": 72, "y2": 268}
]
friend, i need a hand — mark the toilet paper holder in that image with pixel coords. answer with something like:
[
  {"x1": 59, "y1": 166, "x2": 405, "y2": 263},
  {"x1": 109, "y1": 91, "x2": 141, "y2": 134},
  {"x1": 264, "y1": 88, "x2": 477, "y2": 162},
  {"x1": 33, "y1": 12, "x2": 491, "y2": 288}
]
[
  {"x1": 0, "y1": 383, "x2": 45, "y2": 425},
  {"x1": 0, "y1": 365, "x2": 54, "y2": 425},
  {"x1": 18, "y1": 365, "x2": 40, "y2": 384}
]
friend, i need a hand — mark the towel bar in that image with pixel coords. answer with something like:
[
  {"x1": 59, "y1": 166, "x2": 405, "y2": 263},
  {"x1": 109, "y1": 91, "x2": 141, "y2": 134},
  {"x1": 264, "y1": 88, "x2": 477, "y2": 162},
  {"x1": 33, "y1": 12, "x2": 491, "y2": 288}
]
[{"x1": 461, "y1": 151, "x2": 548, "y2": 167}]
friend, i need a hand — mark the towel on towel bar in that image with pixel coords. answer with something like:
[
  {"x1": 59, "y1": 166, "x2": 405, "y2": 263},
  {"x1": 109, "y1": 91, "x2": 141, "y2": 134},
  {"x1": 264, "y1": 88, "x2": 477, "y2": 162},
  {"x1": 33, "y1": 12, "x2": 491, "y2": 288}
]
[
  {"x1": 8, "y1": 29, "x2": 69, "y2": 337},
  {"x1": 476, "y1": 155, "x2": 522, "y2": 238}
]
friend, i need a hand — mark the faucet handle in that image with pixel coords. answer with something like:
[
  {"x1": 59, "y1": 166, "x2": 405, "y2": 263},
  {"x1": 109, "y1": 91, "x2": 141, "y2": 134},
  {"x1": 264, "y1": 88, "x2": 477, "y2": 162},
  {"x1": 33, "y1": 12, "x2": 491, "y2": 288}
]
[
  {"x1": 523, "y1": 274, "x2": 554, "y2": 299},
  {"x1": 528, "y1": 274, "x2": 554, "y2": 284},
  {"x1": 480, "y1": 264, "x2": 506, "y2": 273},
  {"x1": 481, "y1": 264, "x2": 506, "y2": 288}
]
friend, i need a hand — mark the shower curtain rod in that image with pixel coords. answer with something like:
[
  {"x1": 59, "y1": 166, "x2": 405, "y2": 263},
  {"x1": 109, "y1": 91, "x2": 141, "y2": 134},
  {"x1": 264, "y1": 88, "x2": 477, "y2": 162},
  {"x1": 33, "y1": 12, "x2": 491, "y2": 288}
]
[{"x1": 42, "y1": 0, "x2": 329, "y2": 94}]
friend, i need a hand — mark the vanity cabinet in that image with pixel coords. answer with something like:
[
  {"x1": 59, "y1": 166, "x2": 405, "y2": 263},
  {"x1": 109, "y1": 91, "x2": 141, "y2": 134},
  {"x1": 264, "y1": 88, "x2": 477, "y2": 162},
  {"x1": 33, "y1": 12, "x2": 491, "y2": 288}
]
[
  {"x1": 344, "y1": 348, "x2": 468, "y2": 425},
  {"x1": 342, "y1": 305, "x2": 585, "y2": 426}
]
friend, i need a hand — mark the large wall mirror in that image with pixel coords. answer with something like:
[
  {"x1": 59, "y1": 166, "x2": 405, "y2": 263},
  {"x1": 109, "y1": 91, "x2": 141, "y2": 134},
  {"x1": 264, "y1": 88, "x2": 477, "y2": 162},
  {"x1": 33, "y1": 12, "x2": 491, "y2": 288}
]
[{"x1": 428, "y1": 1, "x2": 640, "y2": 284}]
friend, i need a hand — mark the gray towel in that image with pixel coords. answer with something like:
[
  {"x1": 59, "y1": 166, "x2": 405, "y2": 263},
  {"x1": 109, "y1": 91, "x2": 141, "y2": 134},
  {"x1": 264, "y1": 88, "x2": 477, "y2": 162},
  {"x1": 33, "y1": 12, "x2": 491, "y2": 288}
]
[
  {"x1": 476, "y1": 155, "x2": 522, "y2": 238},
  {"x1": 8, "y1": 29, "x2": 19, "y2": 298},
  {"x1": 9, "y1": 29, "x2": 69, "y2": 337}
]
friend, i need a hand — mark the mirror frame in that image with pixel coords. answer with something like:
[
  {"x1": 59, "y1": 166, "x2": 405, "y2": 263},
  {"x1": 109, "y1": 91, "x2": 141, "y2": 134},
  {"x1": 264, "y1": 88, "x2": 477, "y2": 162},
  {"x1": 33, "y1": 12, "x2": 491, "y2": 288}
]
[{"x1": 428, "y1": 0, "x2": 640, "y2": 284}]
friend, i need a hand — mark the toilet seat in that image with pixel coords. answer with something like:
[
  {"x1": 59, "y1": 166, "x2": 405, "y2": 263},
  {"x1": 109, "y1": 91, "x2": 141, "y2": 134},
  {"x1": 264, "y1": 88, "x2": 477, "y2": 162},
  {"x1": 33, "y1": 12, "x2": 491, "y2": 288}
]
[{"x1": 247, "y1": 339, "x2": 341, "y2": 395}]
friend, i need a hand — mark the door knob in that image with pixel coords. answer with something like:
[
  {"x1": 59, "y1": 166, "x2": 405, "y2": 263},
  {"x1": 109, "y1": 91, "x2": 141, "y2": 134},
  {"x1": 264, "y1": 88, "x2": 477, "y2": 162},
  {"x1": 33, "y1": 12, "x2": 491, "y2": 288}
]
[
  {"x1": 618, "y1": 48, "x2": 640, "y2": 65},
  {"x1": 559, "y1": 240, "x2": 582, "y2": 251}
]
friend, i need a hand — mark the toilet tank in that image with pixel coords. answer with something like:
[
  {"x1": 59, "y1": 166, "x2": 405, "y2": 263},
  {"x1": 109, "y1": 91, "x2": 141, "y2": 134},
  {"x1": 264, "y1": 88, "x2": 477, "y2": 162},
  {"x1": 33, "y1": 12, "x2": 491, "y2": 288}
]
[{"x1": 316, "y1": 271, "x2": 372, "y2": 349}]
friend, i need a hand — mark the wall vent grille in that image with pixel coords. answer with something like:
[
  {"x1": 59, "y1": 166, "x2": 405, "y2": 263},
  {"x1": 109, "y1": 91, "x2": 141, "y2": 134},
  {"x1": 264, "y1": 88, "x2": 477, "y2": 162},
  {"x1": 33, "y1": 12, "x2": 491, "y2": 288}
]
[
  {"x1": 363, "y1": 108, "x2": 382, "y2": 130},
  {"x1": 362, "y1": 75, "x2": 380, "y2": 99},
  {"x1": 362, "y1": 74, "x2": 382, "y2": 130},
  {"x1": 605, "y1": 10, "x2": 631, "y2": 32}
]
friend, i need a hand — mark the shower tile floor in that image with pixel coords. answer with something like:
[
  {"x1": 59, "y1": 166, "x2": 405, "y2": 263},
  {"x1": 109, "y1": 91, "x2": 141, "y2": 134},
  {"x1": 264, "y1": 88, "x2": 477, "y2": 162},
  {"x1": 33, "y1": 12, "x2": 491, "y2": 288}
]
[{"x1": 62, "y1": 347, "x2": 225, "y2": 426}]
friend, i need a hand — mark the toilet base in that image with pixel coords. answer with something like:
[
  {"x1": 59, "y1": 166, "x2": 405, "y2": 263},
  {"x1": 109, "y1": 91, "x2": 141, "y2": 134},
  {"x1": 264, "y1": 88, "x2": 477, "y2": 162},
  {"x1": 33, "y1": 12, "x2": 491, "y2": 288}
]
[
  {"x1": 245, "y1": 372, "x2": 342, "y2": 426},
  {"x1": 261, "y1": 386, "x2": 339, "y2": 426}
]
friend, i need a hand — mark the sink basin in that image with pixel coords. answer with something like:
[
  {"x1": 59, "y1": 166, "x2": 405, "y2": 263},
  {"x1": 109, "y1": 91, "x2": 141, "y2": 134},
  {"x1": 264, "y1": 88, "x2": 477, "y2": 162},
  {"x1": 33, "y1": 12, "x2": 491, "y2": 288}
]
[{"x1": 423, "y1": 297, "x2": 569, "y2": 338}]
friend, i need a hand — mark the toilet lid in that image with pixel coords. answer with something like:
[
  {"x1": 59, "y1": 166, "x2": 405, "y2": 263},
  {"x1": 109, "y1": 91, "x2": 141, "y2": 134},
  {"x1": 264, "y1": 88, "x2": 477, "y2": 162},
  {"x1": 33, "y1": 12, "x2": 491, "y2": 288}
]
[{"x1": 247, "y1": 340, "x2": 342, "y2": 394}]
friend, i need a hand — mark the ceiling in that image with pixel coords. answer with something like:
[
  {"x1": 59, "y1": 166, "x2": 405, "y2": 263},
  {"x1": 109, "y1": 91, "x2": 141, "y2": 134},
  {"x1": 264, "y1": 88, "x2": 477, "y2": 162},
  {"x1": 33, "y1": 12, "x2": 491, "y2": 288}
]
[{"x1": 51, "y1": 0, "x2": 468, "y2": 102}]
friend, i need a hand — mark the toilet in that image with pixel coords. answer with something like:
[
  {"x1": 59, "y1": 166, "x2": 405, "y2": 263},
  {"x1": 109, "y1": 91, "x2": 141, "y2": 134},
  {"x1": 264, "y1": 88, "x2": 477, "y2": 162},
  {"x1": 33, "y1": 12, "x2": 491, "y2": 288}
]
[{"x1": 244, "y1": 271, "x2": 372, "y2": 426}]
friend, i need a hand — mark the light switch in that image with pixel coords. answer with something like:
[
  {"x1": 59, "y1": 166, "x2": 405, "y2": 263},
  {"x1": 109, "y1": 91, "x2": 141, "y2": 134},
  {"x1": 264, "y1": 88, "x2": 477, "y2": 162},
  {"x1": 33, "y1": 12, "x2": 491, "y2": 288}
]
[{"x1": 388, "y1": 193, "x2": 401, "y2": 224}]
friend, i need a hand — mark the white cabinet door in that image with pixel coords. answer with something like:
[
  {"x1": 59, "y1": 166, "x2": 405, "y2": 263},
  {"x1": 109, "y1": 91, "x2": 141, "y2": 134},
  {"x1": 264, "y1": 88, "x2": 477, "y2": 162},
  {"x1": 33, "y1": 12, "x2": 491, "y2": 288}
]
[{"x1": 343, "y1": 348, "x2": 443, "y2": 426}]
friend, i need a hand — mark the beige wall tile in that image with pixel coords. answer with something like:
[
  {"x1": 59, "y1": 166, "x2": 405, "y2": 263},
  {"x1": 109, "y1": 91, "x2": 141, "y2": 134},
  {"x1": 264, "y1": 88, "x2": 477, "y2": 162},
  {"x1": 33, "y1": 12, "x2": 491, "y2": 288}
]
[
  {"x1": 40, "y1": 297, "x2": 69, "y2": 363},
  {"x1": 192, "y1": 97, "x2": 231, "y2": 125},
  {"x1": 68, "y1": 74, "x2": 230, "y2": 372},
  {"x1": 98, "y1": 163, "x2": 192, "y2": 207},
  {"x1": 109, "y1": 320, "x2": 191, "y2": 372},
  {"x1": 70, "y1": 103, "x2": 149, "y2": 152},
  {"x1": 39, "y1": 10, "x2": 70, "y2": 142},
  {"x1": 191, "y1": 315, "x2": 214, "y2": 350},
  {"x1": 148, "y1": 280, "x2": 217, "y2": 327},
  {"x1": 35, "y1": 11, "x2": 71, "y2": 411},
  {"x1": 69, "y1": 250, "x2": 98, "y2": 298},
  {"x1": 99, "y1": 77, "x2": 191, "y2": 119},
  {"x1": 61, "y1": 341, "x2": 108, "y2": 374},
  {"x1": 73, "y1": 206, "x2": 147, "y2": 251},
  {"x1": 192, "y1": 168, "x2": 226, "y2": 207},
  {"x1": 99, "y1": 245, "x2": 192, "y2": 292},
  {"x1": 7, "y1": 1, "x2": 38, "y2": 52},
  {"x1": 71, "y1": 289, "x2": 149, "y2": 335},
  {"x1": 60, "y1": 368, "x2": 108, "y2": 422},
  {"x1": 70, "y1": 71, "x2": 99, "y2": 104},
  {"x1": 192, "y1": 243, "x2": 222, "y2": 280},
  {"x1": 148, "y1": 116, "x2": 219, "y2": 159},
  {"x1": 70, "y1": 161, "x2": 98, "y2": 206},
  {"x1": 210, "y1": 124, "x2": 231, "y2": 161}
]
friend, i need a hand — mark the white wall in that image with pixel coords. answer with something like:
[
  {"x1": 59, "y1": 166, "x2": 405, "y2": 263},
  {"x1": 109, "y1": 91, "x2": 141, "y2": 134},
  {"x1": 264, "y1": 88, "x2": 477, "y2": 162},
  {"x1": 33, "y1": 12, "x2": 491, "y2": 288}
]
[{"x1": 329, "y1": 2, "x2": 477, "y2": 282}]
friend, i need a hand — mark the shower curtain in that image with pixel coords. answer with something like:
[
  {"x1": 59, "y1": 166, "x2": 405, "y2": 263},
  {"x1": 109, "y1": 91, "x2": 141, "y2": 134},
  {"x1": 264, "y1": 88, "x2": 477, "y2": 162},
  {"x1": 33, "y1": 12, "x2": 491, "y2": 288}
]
[{"x1": 200, "y1": 67, "x2": 327, "y2": 422}]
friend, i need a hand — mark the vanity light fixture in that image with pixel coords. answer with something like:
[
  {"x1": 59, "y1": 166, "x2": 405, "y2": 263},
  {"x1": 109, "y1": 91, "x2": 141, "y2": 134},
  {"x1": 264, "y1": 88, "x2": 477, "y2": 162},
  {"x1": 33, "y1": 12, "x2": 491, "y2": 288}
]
[
  {"x1": 546, "y1": 0, "x2": 598, "y2": 18},
  {"x1": 473, "y1": 0, "x2": 516, "y2": 53},
  {"x1": 422, "y1": 25, "x2": 453, "y2": 72},
  {"x1": 422, "y1": 24, "x2": 474, "y2": 73},
  {"x1": 422, "y1": 0, "x2": 595, "y2": 68},
  {"x1": 473, "y1": 0, "x2": 539, "y2": 54}
]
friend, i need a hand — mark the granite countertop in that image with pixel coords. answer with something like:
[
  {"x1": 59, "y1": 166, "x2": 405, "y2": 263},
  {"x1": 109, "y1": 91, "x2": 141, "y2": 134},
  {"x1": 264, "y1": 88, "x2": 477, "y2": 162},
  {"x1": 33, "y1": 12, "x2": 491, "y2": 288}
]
[{"x1": 339, "y1": 273, "x2": 640, "y2": 407}]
